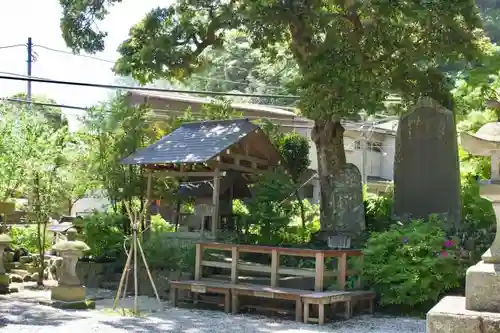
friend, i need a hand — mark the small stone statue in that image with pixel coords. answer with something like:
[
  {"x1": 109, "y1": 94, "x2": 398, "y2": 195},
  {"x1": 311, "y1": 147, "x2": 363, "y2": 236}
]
[{"x1": 50, "y1": 228, "x2": 93, "y2": 308}]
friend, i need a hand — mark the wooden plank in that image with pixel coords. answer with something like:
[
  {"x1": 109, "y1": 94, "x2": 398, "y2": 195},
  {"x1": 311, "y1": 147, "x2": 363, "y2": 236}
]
[
  {"x1": 198, "y1": 242, "x2": 363, "y2": 257},
  {"x1": 156, "y1": 171, "x2": 223, "y2": 178},
  {"x1": 201, "y1": 260, "x2": 344, "y2": 277},
  {"x1": 270, "y1": 249, "x2": 279, "y2": 287},
  {"x1": 231, "y1": 284, "x2": 306, "y2": 295},
  {"x1": 315, "y1": 252, "x2": 325, "y2": 292},
  {"x1": 191, "y1": 285, "x2": 207, "y2": 293},
  {"x1": 337, "y1": 253, "x2": 347, "y2": 291},
  {"x1": 222, "y1": 152, "x2": 269, "y2": 166},
  {"x1": 212, "y1": 168, "x2": 221, "y2": 238},
  {"x1": 301, "y1": 290, "x2": 352, "y2": 299},
  {"x1": 253, "y1": 291, "x2": 274, "y2": 298},
  {"x1": 170, "y1": 280, "x2": 233, "y2": 289},
  {"x1": 209, "y1": 161, "x2": 260, "y2": 174},
  {"x1": 231, "y1": 246, "x2": 238, "y2": 283},
  {"x1": 195, "y1": 244, "x2": 203, "y2": 280}
]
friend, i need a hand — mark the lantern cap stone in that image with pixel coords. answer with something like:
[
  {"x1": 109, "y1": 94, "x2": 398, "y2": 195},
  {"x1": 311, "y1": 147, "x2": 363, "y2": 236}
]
[
  {"x1": 0, "y1": 233, "x2": 11, "y2": 243},
  {"x1": 52, "y1": 228, "x2": 89, "y2": 252},
  {"x1": 461, "y1": 122, "x2": 500, "y2": 156},
  {"x1": 475, "y1": 122, "x2": 500, "y2": 142}
]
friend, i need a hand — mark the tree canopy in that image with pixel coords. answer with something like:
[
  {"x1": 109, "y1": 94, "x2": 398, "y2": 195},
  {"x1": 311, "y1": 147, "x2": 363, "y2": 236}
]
[{"x1": 59, "y1": 0, "x2": 489, "y2": 232}]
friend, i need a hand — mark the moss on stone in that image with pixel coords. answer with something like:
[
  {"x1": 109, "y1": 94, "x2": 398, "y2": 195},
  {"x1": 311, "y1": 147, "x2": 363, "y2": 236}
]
[
  {"x1": 50, "y1": 299, "x2": 96, "y2": 310},
  {"x1": 0, "y1": 274, "x2": 9, "y2": 285}
]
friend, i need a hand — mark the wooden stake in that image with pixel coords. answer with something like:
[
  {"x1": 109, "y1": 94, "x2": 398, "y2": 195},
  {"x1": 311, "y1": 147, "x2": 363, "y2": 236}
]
[
  {"x1": 113, "y1": 169, "x2": 162, "y2": 315},
  {"x1": 113, "y1": 243, "x2": 133, "y2": 309}
]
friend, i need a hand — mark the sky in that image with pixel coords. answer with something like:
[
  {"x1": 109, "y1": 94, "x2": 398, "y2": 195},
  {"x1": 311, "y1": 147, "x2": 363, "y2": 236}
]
[{"x1": 0, "y1": 0, "x2": 169, "y2": 130}]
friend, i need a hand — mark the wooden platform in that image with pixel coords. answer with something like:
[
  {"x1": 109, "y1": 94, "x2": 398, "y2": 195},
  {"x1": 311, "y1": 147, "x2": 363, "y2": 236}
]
[
  {"x1": 231, "y1": 284, "x2": 308, "y2": 321},
  {"x1": 301, "y1": 290, "x2": 376, "y2": 324},
  {"x1": 171, "y1": 279, "x2": 375, "y2": 324},
  {"x1": 170, "y1": 279, "x2": 233, "y2": 313},
  {"x1": 170, "y1": 242, "x2": 373, "y2": 325}
]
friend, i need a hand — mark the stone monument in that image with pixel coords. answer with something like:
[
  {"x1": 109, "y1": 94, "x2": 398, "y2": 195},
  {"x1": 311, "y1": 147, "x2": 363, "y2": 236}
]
[
  {"x1": 393, "y1": 97, "x2": 461, "y2": 229},
  {"x1": 313, "y1": 163, "x2": 365, "y2": 247},
  {"x1": 0, "y1": 233, "x2": 11, "y2": 294},
  {"x1": 427, "y1": 121, "x2": 500, "y2": 332},
  {"x1": 51, "y1": 228, "x2": 94, "y2": 309}
]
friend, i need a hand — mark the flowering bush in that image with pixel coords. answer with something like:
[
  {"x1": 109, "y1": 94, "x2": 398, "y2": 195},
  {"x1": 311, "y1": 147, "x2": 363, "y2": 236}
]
[{"x1": 363, "y1": 218, "x2": 464, "y2": 307}]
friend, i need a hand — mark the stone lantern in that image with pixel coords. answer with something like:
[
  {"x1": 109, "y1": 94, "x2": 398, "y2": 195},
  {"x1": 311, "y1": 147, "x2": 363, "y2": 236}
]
[
  {"x1": 0, "y1": 233, "x2": 11, "y2": 294},
  {"x1": 427, "y1": 120, "x2": 500, "y2": 332},
  {"x1": 51, "y1": 228, "x2": 91, "y2": 308}
]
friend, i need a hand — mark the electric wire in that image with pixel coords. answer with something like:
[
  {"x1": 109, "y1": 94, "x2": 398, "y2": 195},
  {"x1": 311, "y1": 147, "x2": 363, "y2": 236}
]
[
  {"x1": 0, "y1": 44, "x2": 25, "y2": 50},
  {"x1": 33, "y1": 43, "x2": 291, "y2": 91},
  {"x1": 0, "y1": 74, "x2": 300, "y2": 100}
]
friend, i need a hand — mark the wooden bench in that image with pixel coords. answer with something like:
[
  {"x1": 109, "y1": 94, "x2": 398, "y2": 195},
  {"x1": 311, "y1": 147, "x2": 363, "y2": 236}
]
[
  {"x1": 349, "y1": 290, "x2": 376, "y2": 315},
  {"x1": 301, "y1": 290, "x2": 376, "y2": 324},
  {"x1": 170, "y1": 280, "x2": 233, "y2": 313},
  {"x1": 231, "y1": 284, "x2": 307, "y2": 322},
  {"x1": 197, "y1": 242, "x2": 363, "y2": 291}
]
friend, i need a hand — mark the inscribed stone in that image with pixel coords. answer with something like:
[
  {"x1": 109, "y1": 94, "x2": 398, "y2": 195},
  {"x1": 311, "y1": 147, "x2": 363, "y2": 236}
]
[{"x1": 393, "y1": 97, "x2": 461, "y2": 228}]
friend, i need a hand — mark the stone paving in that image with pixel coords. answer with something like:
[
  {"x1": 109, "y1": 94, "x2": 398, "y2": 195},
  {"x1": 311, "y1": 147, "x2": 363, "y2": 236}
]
[{"x1": 0, "y1": 284, "x2": 426, "y2": 333}]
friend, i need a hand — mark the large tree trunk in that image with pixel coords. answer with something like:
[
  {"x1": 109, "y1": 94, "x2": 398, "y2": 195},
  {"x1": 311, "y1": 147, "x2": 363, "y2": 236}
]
[{"x1": 311, "y1": 119, "x2": 347, "y2": 231}]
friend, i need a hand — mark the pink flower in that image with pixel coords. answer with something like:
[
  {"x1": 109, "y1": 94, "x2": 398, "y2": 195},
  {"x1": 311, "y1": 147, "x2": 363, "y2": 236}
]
[
  {"x1": 443, "y1": 240, "x2": 455, "y2": 248},
  {"x1": 441, "y1": 250, "x2": 448, "y2": 257}
]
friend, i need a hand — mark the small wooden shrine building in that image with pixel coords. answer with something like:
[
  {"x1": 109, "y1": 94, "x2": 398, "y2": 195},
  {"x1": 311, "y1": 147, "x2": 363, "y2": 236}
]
[{"x1": 120, "y1": 118, "x2": 283, "y2": 238}]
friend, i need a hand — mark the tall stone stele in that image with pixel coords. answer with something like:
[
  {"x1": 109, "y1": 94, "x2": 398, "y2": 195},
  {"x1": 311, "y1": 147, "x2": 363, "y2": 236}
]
[
  {"x1": 51, "y1": 228, "x2": 91, "y2": 308},
  {"x1": 427, "y1": 121, "x2": 500, "y2": 333},
  {"x1": 0, "y1": 233, "x2": 11, "y2": 294}
]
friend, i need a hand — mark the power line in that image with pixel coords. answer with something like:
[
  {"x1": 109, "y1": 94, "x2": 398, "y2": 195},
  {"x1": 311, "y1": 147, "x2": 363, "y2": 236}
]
[
  {"x1": 0, "y1": 44, "x2": 25, "y2": 50},
  {"x1": 34, "y1": 44, "x2": 115, "y2": 64},
  {"x1": 0, "y1": 74, "x2": 300, "y2": 100},
  {"x1": 2, "y1": 97, "x2": 401, "y2": 133},
  {"x1": 34, "y1": 43, "x2": 289, "y2": 91},
  {"x1": 2, "y1": 98, "x2": 88, "y2": 111}
]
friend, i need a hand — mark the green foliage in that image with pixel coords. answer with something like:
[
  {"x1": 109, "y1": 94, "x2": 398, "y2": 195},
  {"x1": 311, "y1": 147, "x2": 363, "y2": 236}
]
[
  {"x1": 241, "y1": 170, "x2": 296, "y2": 245},
  {"x1": 9, "y1": 93, "x2": 68, "y2": 130},
  {"x1": 459, "y1": 174, "x2": 496, "y2": 262},
  {"x1": 61, "y1": 0, "x2": 485, "y2": 114},
  {"x1": 279, "y1": 133, "x2": 310, "y2": 183},
  {"x1": 59, "y1": 0, "x2": 490, "y2": 233},
  {"x1": 9, "y1": 225, "x2": 49, "y2": 254},
  {"x1": 142, "y1": 235, "x2": 196, "y2": 272},
  {"x1": 364, "y1": 191, "x2": 394, "y2": 234},
  {"x1": 150, "y1": 214, "x2": 175, "y2": 233},
  {"x1": 180, "y1": 32, "x2": 298, "y2": 106},
  {"x1": 364, "y1": 219, "x2": 463, "y2": 307},
  {"x1": 82, "y1": 94, "x2": 158, "y2": 209},
  {"x1": 81, "y1": 212, "x2": 126, "y2": 261}
]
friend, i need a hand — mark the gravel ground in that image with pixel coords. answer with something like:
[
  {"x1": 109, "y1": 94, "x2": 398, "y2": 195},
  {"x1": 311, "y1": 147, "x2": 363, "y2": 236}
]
[{"x1": 0, "y1": 286, "x2": 426, "y2": 333}]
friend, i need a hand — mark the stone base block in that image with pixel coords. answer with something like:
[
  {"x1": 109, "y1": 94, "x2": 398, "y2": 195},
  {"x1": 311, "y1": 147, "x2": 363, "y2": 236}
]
[
  {"x1": 51, "y1": 285, "x2": 86, "y2": 302},
  {"x1": 0, "y1": 273, "x2": 10, "y2": 294},
  {"x1": 427, "y1": 296, "x2": 500, "y2": 333},
  {"x1": 466, "y1": 261, "x2": 500, "y2": 312}
]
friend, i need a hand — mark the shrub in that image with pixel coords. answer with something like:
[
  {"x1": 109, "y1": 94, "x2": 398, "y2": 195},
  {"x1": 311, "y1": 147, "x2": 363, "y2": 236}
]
[
  {"x1": 363, "y1": 218, "x2": 463, "y2": 308},
  {"x1": 364, "y1": 191, "x2": 394, "y2": 233},
  {"x1": 142, "y1": 233, "x2": 196, "y2": 272},
  {"x1": 459, "y1": 174, "x2": 496, "y2": 262},
  {"x1": 150, "y1": 214, "x2": 175, "y2": 233},
  {"x1": 9, "y1": 225, "x2": 49, "y2": 253},
  {"x1": 81, "y1": 212, "x2": 126, "y2": 261}
]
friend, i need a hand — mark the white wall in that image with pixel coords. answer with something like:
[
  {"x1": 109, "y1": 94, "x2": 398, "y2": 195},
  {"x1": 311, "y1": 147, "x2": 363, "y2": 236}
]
[
  {"x1": 71, "y1": 190, "x2": 110, "y2": 216},
  {"x1": 278, "y1": 126, "x2": 395, "y2": 182},
  {"x1": 380, "y1": 135, "x2": 396, "y2": 181}
]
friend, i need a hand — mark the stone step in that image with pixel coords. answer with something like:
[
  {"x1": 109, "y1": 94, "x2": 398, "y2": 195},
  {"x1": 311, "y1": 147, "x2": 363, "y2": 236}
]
[{"x1": 10, "y1": 269, "x2": 30, "y2": 277}]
